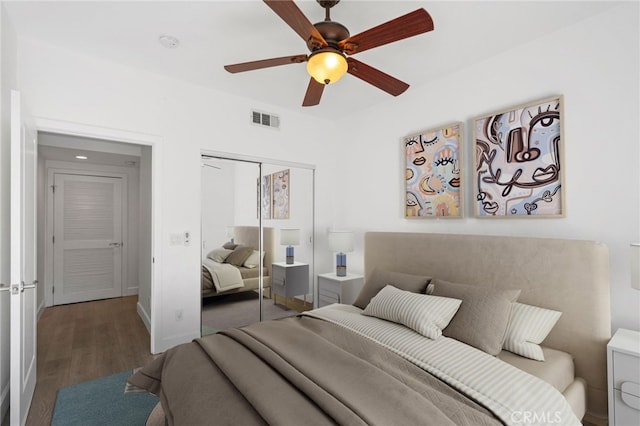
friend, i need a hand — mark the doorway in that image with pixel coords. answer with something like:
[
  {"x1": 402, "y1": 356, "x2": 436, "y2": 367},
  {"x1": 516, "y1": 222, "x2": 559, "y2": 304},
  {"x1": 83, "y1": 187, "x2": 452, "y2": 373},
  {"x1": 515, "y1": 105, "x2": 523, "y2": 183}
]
[{"x1": 35, "y1": 131, "x2": 155, "y2": 343}]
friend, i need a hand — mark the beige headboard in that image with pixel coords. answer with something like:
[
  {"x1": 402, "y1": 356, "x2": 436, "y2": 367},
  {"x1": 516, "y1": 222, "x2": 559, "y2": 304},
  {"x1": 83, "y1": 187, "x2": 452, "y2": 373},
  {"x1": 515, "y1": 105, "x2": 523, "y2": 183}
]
[
  {"x1": 233, "y1": 226, "x2": 274, "y2": 270},
  {"x1": 364, "y1": 232, "x2": 610, "y2": 418}
]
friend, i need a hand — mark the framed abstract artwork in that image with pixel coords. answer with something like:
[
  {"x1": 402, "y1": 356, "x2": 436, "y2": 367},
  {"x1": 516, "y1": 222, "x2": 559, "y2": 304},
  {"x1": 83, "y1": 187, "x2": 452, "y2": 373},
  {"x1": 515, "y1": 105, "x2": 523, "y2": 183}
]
[
  {"x1": 261, "y1": 175, "x2": 272, "y2": 220},
  {"x1": 404, "y1": 122, "x2": 463, "y2": 218},
  {"x1": 272, "y1": 169, "x2": 290, "y2": 220},
  {"x1": 473, "y1": 96, "x2": 564, "y2": 217}
]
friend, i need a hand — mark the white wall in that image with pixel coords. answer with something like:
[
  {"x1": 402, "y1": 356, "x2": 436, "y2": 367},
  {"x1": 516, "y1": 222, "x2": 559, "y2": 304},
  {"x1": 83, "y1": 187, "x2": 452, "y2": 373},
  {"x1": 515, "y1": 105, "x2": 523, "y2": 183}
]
[
  {"x1": 333, "y1": 4, "x2": 640, "y2": 333},
  {"x1": 0, "y1": 2, "x2": 17, "y2": 420},
  {"x1": 17, "y1": 38, "x2": 336, "y2": 352}
]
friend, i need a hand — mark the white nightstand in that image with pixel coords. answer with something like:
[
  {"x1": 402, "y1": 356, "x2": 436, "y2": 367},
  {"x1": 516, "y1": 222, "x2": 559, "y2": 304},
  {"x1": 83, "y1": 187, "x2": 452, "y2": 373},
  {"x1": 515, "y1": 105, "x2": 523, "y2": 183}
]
[
  {"x1": 272, "y1": 262, "x2": 309, "y2": 309},
  {"x1": 607, "y1": 328, "x2": 640, "y2": 426},
  {"x1": 317, "y1": 272, "x2": 364, "y2": 307}
]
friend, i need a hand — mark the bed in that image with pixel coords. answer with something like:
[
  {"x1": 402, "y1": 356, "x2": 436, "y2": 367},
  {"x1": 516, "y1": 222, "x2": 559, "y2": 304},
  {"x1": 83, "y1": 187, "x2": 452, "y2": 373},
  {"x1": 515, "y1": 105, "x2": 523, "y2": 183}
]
[
  {"x1": 201, "y1": 226, "x2": 274, "y2": 299},
  {"x1": 132, "y1": 232, "x2": 611, "y2": 425}
]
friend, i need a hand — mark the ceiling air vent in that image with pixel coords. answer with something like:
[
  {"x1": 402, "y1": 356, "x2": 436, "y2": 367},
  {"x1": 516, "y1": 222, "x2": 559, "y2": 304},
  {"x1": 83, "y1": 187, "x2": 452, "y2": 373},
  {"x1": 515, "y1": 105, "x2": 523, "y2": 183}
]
[{"x1": 251, "y1": 110, "x2": 280, "y2": 129}]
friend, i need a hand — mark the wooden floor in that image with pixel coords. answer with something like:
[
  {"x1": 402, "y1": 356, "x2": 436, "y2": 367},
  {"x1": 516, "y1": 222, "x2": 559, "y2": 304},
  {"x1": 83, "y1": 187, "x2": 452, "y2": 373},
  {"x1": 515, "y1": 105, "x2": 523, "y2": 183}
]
[{"x1": 25, "y1": 296, "x2": 154, "y2": 426}]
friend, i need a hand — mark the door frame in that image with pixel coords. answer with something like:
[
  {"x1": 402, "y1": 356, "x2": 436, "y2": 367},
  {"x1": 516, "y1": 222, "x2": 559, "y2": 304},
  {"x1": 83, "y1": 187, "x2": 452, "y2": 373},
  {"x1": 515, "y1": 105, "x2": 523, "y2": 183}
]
[
  {"x1": 45, "y1": 168, "x2": 129, "y2": 307},
  {"x1": 33, "y1": 117, "x2": 162, "y2": 352}
]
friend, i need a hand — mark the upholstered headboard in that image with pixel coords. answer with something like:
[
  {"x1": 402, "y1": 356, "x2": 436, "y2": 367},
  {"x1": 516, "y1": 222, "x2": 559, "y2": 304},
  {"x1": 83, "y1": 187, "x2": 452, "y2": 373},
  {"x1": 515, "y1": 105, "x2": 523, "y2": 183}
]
[
  {"x1": 364, "y1": 232, "x2": 610, "y2": 418},
  {"x1": 233, "y1": 226, "x2": 274, "y2": 270}
]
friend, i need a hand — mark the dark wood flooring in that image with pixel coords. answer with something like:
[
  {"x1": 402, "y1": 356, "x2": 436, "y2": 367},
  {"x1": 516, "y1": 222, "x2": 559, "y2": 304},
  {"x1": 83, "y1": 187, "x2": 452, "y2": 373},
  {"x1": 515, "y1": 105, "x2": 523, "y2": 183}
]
[{"x1": 25, "y1": 296, "x2": 154, "y2": 426}]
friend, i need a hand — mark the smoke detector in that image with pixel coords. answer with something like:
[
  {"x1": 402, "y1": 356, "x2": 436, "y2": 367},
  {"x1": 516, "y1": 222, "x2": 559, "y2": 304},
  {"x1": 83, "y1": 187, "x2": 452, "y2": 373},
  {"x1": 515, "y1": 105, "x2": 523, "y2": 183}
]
[{"x1": 159, "y1": 35, "x2": 180, "y2": 49}]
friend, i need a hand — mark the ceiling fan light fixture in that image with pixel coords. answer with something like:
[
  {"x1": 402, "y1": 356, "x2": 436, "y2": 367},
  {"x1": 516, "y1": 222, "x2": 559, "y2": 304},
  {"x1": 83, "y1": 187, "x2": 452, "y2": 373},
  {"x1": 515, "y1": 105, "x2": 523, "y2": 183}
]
[{"x1": 307, "y1": 49, "x2": 348, "y2": 85}]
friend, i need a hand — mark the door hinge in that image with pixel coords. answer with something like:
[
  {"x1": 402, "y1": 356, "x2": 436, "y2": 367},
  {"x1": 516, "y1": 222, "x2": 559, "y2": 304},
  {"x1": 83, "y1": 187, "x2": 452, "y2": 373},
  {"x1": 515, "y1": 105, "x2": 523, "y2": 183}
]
[
  {"x1": 51, "y1": 184, "x2": 56, "y2": 193},
  {"x1": 52, "y1": 286, "x2": 54, "y2": 294},
  {"x1": 52, "y1": 235, "x2": 55, "y2": 244}
]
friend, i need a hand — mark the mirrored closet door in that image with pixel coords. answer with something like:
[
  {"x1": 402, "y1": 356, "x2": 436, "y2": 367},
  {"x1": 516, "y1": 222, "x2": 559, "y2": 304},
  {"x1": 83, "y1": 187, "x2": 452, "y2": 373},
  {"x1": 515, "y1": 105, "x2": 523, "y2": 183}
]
[{"x1": 200, "y1": 154, "x2": 314, "y2": 336}]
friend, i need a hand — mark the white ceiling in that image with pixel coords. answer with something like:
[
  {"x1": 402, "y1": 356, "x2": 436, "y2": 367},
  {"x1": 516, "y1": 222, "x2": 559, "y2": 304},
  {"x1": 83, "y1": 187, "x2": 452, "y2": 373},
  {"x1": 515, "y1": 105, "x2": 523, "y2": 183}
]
[{"x1": 3, "y1": 1, "x2": 621, "y2": 120}]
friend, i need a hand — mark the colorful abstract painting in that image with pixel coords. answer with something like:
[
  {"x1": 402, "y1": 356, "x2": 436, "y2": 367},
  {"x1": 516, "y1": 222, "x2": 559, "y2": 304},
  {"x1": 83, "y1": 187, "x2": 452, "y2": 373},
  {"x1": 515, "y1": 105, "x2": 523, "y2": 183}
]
[
  {"x1": 474, "y1": 96, "x2": 564, "y2": 217},
  {"x1": 405, "y1": 122, "x2": 463, "y2": 218},
  {"x1": 272, "y1": 169, "x2": 290, "y2": 220}
]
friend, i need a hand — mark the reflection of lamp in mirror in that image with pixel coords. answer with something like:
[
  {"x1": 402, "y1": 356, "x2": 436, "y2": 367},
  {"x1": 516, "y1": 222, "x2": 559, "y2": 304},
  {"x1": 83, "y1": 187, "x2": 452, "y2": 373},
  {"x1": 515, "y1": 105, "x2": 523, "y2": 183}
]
[
  {"x1": 225, "y1": 226, "x2": 235, "y2": 244},
  {"x1": 280, "y1": 229, "x2": 300, "y2": 264},
  {"x1": 328, "y1": 231, "x2": 354, "y2": 277},
  {"x1": 631, "y1": 243, "x2": 640, "y2": 290}
]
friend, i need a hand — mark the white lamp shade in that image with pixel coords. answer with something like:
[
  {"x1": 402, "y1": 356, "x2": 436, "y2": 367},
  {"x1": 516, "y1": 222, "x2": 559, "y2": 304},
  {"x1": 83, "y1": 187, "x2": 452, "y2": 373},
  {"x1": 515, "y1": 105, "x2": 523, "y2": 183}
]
[
  {"x1": 632, "y1": 243, "x2": 640, "y2": 290},
  {"x1": 280, "y1": 229, "x2": 300, "y2": 246},
  {"x1": 328, "y1": 231, "x2": 354, "y2": 253}
]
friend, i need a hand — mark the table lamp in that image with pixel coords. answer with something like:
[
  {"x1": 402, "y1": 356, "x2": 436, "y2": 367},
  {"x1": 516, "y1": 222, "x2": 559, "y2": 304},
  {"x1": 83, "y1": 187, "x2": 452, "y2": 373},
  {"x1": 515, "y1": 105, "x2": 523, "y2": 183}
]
[
  {"x1": 280, "y1": 229, "x2": 300, "y2": 264},
  {"x1": 328, "y1": 231, "x2": 354, "y2": 277}
]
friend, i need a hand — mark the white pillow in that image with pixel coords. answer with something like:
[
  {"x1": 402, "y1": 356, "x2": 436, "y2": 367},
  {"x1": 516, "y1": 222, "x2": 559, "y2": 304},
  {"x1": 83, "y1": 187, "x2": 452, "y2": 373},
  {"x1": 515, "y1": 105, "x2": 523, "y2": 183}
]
[
  {"x1": 243, "y1": 250, "x2": 264, "y2": 269},
  {"x1": 362, "y1": 285, "x2": 462, "y2": 340},
  {"x1": 206, "y1": 248, "x2": 233, "y2": 263},
  {"x1": 503, "y1": 302, "x2": 562, "y2": 361}
]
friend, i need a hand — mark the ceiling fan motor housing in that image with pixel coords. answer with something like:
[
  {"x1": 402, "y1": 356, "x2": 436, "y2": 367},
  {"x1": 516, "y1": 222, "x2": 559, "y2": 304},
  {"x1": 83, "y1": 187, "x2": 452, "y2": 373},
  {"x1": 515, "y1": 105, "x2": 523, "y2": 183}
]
[{"x1": 308, "y1": 20, "x2": 349, "y2": 51}]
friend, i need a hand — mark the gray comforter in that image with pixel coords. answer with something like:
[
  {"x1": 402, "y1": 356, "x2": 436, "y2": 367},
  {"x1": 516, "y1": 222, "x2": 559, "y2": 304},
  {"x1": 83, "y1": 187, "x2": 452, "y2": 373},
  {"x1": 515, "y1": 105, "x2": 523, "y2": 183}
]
[{"x1": 128, "y1": 315, "x2": 502, "y2": 425}]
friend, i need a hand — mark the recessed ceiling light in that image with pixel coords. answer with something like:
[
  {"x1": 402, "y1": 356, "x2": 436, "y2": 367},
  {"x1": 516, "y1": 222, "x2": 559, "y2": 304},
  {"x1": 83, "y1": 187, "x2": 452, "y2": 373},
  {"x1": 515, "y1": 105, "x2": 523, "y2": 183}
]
[
  {"x1": 159, "y1": 35, "x2": 180, "y2": 49},
  {"x1": 75, "y1": 155, "x2": 88, "y2": 160}
]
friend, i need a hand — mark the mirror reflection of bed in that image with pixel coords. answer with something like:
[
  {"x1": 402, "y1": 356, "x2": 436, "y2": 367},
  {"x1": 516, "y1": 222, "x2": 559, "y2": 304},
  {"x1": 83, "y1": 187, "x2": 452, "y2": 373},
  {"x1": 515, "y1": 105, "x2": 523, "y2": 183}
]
[{"x1": 201, "y1": 226, "x2": 297, "y2": 335}]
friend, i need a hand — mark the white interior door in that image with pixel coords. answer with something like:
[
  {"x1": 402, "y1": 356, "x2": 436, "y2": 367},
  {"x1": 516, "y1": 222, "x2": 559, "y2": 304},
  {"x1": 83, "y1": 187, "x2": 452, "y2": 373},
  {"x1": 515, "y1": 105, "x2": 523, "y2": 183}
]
[
  {"x1": 8, "y1": 90, "x2": 37, "y2": 426},
  {"x1": 53, "y1": 174, "x2": 123, "y2": 305}
]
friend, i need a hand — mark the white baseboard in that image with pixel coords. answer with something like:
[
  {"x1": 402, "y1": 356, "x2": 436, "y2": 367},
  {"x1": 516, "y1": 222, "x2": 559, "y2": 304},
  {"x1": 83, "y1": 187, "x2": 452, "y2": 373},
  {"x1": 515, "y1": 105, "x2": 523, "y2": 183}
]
[
  {"x1": 137, "y1": 301, "x2": 151, "y2": 334},
  {"x1": 124, "y1": 284, "x2": 139, "y2": 297}
]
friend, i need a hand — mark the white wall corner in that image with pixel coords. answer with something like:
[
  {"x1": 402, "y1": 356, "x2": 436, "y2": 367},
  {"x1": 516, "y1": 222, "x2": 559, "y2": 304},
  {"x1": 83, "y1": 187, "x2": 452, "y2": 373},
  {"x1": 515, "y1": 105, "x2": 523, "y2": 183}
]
[{"x1": 136, "y1": 300, "x2": 151, "y2": 334}]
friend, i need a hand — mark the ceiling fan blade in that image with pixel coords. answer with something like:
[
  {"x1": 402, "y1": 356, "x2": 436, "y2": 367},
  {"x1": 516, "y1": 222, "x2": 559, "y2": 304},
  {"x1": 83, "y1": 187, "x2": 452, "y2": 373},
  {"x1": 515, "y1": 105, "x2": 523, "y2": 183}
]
[
  {"x1": 339, "y1": 8, "x2": 434, "y2": 55},
  {"x1": 264, "y1": 0, "x2": 327, "y2": 47},
  {"x1": 347, "y1": 58, "x2": 409, "y2": 97},
  {"x1": 224, "y1": 54, "x2": 308, "y2": 73},
  {"x1": 302, "y1": 78, "x2": 325, "y2": 107}
]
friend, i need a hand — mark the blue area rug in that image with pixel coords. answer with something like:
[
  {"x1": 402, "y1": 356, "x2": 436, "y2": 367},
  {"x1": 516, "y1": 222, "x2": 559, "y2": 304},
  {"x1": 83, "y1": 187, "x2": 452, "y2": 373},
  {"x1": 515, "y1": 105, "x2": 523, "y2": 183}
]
[{"x1": 52, "y1": 370, "x2": 159, "y2": 426}]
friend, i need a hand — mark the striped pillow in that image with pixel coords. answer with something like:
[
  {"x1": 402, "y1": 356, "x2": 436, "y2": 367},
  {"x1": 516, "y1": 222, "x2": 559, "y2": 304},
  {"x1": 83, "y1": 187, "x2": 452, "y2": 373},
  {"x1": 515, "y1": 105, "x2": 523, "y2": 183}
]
[
  {"x1": 503, "y1": 303, "x2": 562, "y2": 361},
  {"x1": 362, "y1": 285, "x2": 462, "y2": 340}
]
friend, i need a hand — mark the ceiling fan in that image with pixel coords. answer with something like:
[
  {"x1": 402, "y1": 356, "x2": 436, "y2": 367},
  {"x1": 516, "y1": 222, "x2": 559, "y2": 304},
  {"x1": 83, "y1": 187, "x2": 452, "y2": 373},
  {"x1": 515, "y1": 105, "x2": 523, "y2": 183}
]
[{"x1": 224, "y1": 0, "x2": 434, "y2": 107}]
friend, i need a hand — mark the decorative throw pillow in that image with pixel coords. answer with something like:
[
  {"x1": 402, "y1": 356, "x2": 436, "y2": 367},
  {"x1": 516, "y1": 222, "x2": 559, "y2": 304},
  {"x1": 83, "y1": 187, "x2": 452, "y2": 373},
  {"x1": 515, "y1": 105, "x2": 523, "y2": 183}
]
[
  {"x1": 222, "y1": 242, "x2": 238, "y2": 250},
  {"x1": 432, "y1": 279, "x2": 521, "y2": 356},
  {"x1": 224, "y1": 246, "x2": 254, "y2": 267},
  {"x1": 206, "y1": 247, "x2": 234, "y2": 263},
  {"x1": 243, "y1": 250, "x2": 265, "y2": 269},
  {"x1": 503, "y1": 303, "x2": 562, "y2": 361},
  {"x1": 362, "y1": 285, "x2": 462, "y2": 340},
  {"x1": 353, "y1": 269, "x2": 431, "y2": 309}
]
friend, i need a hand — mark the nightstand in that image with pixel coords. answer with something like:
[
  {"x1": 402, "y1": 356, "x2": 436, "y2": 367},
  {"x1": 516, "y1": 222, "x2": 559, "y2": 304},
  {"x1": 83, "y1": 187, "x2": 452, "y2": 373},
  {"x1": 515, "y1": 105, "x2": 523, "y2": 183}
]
[
  {"x1": 272, "y1": 262, "x2": 309, "y2": 310},
  {"x1": 317, "y1": 272, "x2": 364, "y2": 307},
  {"x1": 607, "y1": 328, "x2": 640, "y2": 426}
]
